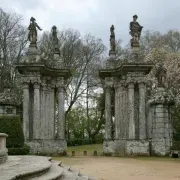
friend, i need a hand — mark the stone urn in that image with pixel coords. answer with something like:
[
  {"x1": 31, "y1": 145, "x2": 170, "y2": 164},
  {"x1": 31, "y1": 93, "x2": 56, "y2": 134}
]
[{"x1": 0, "y1": 133, "x2": 8, "y2": 164}]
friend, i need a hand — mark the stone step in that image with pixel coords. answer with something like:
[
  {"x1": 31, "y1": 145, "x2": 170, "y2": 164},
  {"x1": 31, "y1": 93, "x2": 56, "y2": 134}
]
[
  {"x1": 0, "y1": 156, "x2": 51, "y2": 180},
  {"x1": 69, "y1": 167, "x2": 80, "y2": 176},
  {"x1": 30, "y1": 160, "x2": 63, "y2": 180}
]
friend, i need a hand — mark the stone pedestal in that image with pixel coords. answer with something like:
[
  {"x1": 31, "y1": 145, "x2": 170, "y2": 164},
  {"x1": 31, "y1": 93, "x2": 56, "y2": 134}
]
[{"x1": 0, "y1": 133, "x2": 8, "y2": 164}]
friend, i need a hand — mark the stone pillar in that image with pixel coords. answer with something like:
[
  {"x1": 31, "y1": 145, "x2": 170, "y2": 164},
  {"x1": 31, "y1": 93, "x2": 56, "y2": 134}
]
[
  {"x1": 128, "y1": 83, "x2": 135, "y2": 139},
  {"x1": 57, "y1": 86, "x2": 65, "y2": 139},
  {"x1": 0, "y1": 133, "x2": 8, "y2": 164},
  {"x1": 139, "y1": 82, "x2": 146, "y2": 139},
  {"x1": 105, "y1": 86, "x2": 112, "y2": 140},
  {"x1": 22, "y1": 82, "x2": 30, "y2": 141},
  {"x1": 33, "y1": 82, "x2": 40, "y2": 139}
]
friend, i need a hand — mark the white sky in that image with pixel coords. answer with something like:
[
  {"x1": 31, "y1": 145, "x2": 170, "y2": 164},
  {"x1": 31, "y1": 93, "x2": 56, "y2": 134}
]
[{"x1": 1, "y1": 0, "x2": 180, "y2": 48}]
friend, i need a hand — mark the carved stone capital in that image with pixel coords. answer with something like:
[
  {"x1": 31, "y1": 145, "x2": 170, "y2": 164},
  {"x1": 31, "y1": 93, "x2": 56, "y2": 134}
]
[
  {"x1": 58, "y1": 86, "x2": 65, "y2": 92},
  {"x1": 138, "y1": 82, "x2": 145, "y2": 89},
  {"x1": 33, "y1": 82, "x2": 40, "y2": 89},
  {"x1": 128, "y1": 82, "x2": 134, "y2": 89},
  {"x1": 22, "y1": 82, "x2": 29, "y2": 89}
]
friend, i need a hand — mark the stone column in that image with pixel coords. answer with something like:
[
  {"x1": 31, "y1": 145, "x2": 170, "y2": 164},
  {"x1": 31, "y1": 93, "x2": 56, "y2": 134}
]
[
  {"x1": 33, "y1": 82, "x2": 40, "y2": 139},
  {"x1": 139, "y1": 82, "x2": 146, "y2": 139},
  {"x1": 57, "y1": 86, "x2": 65, "y2": 139},
  {"x1": 22, "y1": 82, "x2": 30, "y2": 141},
  {"x1": 128, "y1": 83, "x2": 135, "y2": 139},
  {"x1": 105, "y1": 86, "x2": 112, "y2": 140}
]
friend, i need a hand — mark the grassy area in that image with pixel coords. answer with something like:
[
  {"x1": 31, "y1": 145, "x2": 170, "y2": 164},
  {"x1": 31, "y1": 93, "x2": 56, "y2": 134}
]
[{"x1": 66, "y1": 144, "x2": 103, "y2": 156}]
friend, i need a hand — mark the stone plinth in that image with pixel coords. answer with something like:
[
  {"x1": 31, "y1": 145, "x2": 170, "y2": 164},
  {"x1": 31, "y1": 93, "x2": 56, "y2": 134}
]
[{"x1": 0, "y1": 133, "x2": 8, "y2": 164}]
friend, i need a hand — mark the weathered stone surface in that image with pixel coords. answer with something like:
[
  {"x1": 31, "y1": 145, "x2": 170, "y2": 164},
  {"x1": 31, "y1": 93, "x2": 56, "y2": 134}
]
[
  {"x1": 0, "y1": 133, "x2": 8, "y2": 164},
  {"x1": 114, "y1": 139, "x2": 126, "y2": 156},
  {"x1": 126, "y1": 140, "x2": 149, "y2": 156},
  {"x1": 103, "y1": 141, "x2": 116, "y2": 155},
  {"x1": 28, "y1": 139, "x2": 67, "y2": 155},
  {"x1": 0, "y1": 156, "x2": 95, "y2": 180}
]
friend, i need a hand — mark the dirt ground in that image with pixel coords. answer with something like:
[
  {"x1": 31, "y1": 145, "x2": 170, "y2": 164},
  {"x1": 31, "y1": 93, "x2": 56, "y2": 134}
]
[{"x1": 54, "y1": 156, "x2": 180, "y2": 180}]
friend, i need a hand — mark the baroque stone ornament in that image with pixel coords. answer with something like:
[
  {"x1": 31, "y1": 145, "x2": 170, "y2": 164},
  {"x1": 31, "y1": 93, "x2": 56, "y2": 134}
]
[
  {"x1": 52, "y1": 25, "x2": 60, "y2": 54},
  {"x1": 129, "y1": 15, "x2": 143, "y2": 48},
  {"x1": 28, "y1": 17, "x2": 42, "y2": 46},
  {"x1": 110, "y1": 25, "x2": 116, "y2": 52},
  {"x1": 155, "y1": 63, "x2": 167, "y2": 88}
]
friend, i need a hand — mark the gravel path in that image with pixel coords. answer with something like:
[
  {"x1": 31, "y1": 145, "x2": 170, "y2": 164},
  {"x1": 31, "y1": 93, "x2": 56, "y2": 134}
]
[{"x1": 57, "y1": 156, "x2": 180, "y2": 180}]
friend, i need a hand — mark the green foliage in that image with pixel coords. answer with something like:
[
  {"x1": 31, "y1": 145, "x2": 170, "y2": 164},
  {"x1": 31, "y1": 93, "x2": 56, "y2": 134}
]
[
  {"x1": 67, "y1": 138, "x2": 103, "y2": 146},
  {"x1": 0, "y1": 116, "x2": 24, "y2": 148},
  {"x1": 8, "y1": 145, "x2": 30, "y2": 155}
]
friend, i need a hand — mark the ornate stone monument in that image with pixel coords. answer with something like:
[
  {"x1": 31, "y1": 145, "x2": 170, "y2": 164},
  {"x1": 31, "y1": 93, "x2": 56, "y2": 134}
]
[
  {"x1": 100, "y1": 18, "x2": 155, "y2": 156},
  {"x1": 15, "y1": 18, "x2": 71, "y2": 155}
]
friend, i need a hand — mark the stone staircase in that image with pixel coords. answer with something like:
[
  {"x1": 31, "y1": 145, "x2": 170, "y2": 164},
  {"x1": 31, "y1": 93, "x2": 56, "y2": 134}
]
[{"x1": 0, "y1": 156, "x2": 97, "y2": 180}]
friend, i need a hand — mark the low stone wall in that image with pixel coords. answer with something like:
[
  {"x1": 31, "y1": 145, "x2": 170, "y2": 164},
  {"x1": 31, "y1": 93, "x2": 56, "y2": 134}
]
[
  {"x1": 0, "y1": 133, "x2": 8, "y2": 164},
  {"x1": 28, "y1": 139, "x2": 67, "y2": 155}
]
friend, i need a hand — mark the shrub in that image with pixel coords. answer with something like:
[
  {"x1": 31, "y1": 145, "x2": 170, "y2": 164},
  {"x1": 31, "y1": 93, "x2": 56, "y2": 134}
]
[
  {"x1": 0, "y1": 116, "x2": 24, "y2": 148},
  {"x1": 67, "y1": 138, "x2": 103, "y2": 146},
  {"x1": 8, "y1": 145, "x2": 30, "y2": 155}
]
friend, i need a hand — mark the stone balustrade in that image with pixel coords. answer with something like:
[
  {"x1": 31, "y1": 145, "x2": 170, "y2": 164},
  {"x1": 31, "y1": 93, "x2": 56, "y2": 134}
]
[{"x1": 0, "y1": 133, "x2": 8, "y2": 164}]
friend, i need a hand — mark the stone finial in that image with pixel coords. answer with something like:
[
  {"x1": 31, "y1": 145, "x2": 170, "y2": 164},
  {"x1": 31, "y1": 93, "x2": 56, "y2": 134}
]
[
  {"x1": 129, "y1": 15, "x2": 143, "y2": 48},
  {"x1": 51, "y1": 25, "x2": 60, "y2": 54},
  {"x1": 155, "y1": 63, "x2": 167, "y2": 88},
  {"x1": 109, "y1": 25, "x2": 116, "y2": 57},
  {"x1": 28, "y1": 17, "x2": 42, "y2": 47}
]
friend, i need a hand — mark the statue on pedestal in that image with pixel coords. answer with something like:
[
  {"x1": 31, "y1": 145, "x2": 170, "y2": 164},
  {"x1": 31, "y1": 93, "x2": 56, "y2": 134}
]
[
  {"x1": 28, "y1": 17, "x2": 42, "y2": 45},
  {"x1": 51, "y1": 26, "x2": 59, "y2": 53},
  {"x1": 129, "y1": 15, "x2": 143, "y2": 48},
  {"x1": 155, "y1": 63, "x2": 167, "y2": 88},
  {"x1": 109, "y1": 25, "x2": 116, "y2": 52}
]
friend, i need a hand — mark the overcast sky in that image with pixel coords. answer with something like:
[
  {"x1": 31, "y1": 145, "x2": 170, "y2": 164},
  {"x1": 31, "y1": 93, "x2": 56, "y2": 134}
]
[{"x1": 0, "y1": 0, "x2": 180, "y2": 48}]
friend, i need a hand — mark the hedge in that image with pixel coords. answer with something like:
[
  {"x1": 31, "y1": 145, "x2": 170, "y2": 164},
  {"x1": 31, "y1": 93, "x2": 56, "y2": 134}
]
[
  {"x1": 8, "y1": 145, "x2": 30, "y2": 155},
  {"x1": 0, "y1": 116, "x2": 24, "y2": 148},
  {"x1": 67, "y1": 138, "x2": 103, "y2": 146}
]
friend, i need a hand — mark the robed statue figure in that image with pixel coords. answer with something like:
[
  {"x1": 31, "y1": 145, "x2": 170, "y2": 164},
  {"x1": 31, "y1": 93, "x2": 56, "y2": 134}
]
[
  {"x1": 129, "y1": 15, "x2": 143, "y2": 47},
  {"x1": 110, "y1": 25, "x2": 115, "y2": 52},
  {"x1": 51, "y1": 26, "x2": 59, "y2": 53},
  {"x1": 28, "y1": 17, "x2": 42, "y2": 45}
]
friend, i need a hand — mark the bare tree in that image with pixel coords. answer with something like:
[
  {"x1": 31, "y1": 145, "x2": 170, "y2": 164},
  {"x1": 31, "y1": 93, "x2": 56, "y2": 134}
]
[{"x1": 0, "y1": 8, "x2": 27, "y2": 91}]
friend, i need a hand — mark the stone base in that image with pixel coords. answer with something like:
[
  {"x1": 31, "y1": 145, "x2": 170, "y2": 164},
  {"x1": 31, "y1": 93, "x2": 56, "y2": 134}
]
[
  {"x1": 103, "y1": 140, "x2": 116, "y2": 155},
  {"x1": 0, "y1": 149, "x2": 8, "y2": 164},
  {"x1": 28, "y1": 139, "x2": 67, "y2": 155},
  {"x1": 151, "y1": 139, "x2": 171, "y2": 156},
  {"x1": 114, "y1": 139, "x2": 126, "y2": 156},
  {"x1": 126, "y1": 140, "x2": 150, "y2": 156}
]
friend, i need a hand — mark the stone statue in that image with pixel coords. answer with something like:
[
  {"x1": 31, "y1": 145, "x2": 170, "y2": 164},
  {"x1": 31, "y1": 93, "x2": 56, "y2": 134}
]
[
  {"x1": 155, "y1": 63, "x2": 167, "y2": 88},
  {"x1": 28, "y1": 17, "x2": 42, "y2": 45},
  {"x1": 51, "y1": 26, "x2": 59, "y2": 53},
  {"x1": 129, "y1": 15, "x2": 143, "y2": 48},
  {"x1": 110, "y1": 25, "x2": 115, "y2": 52}
]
